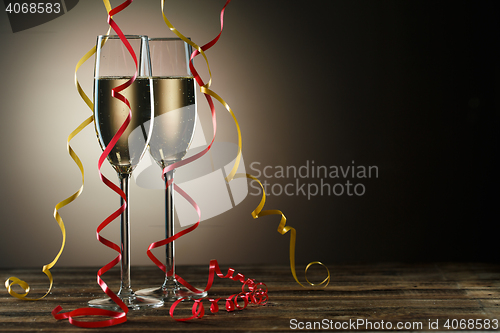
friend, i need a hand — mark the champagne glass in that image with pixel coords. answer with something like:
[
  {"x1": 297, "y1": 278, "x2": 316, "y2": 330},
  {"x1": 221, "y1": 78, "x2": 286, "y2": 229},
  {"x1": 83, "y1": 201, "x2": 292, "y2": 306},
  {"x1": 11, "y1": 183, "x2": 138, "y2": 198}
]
[
  {"x1": 89, "y1": 35, "x2": 163, "y2": 310},
  {"x1": 136, "y1": 38, "x2": 207, "y2": 301}
]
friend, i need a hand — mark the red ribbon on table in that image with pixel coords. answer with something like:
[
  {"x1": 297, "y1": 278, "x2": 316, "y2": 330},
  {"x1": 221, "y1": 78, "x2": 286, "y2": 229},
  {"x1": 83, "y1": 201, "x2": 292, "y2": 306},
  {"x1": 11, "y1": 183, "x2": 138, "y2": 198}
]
[{"x1": 52, "y1": 0, "x2": 136, "y2": 328}]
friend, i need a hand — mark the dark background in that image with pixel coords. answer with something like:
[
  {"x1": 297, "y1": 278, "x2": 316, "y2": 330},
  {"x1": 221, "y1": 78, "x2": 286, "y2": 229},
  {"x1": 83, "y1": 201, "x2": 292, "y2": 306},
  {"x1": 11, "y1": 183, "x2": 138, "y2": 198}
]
[
  {"x1": 0, "y1": 0, "x2": 498, "y2": 268},
  {"x1": 224, "y1": 0, "x2": 499, "y2": 265}
]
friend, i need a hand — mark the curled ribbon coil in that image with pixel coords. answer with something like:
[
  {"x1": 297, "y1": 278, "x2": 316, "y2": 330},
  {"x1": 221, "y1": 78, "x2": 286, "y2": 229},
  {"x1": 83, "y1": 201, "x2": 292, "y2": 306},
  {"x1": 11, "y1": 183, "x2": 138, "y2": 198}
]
[
  {"x1": 240, "y1": 174, "x2": 330, "y2": 288},
  {"x1": 169, "y1": 262, "x2": 268, "y2": 321}
]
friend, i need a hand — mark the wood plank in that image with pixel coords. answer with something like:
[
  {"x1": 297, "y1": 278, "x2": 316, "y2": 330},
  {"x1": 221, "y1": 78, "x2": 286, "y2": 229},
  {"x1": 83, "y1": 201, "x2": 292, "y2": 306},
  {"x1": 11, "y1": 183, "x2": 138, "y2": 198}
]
[{"x1": 1, "y1": 263, "x2": 500, "y2": 332}]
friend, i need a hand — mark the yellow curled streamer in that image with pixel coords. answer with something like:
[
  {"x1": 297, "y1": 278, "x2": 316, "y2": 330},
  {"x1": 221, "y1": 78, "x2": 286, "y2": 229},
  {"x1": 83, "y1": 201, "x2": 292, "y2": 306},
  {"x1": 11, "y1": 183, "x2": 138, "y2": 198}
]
[
  {"x1": 4, "y1": 3, "x2": 113, "y2": 300},
  {"x1": 237, "y1": 174, "x2": 330, "y2": 288},
  {"x1": 161, "y1": 1, "x2": 329, "y2": 288},
  {"x1": 160, "y1": 1, "x2": 242, "y2": 183}
]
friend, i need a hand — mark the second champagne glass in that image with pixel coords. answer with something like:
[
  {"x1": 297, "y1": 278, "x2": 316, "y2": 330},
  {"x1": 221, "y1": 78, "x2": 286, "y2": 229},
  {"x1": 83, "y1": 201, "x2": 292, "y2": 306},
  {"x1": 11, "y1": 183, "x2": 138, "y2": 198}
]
[
  {"x1": 90, "y1": 35, "x2": 163, "y2": 310},
  {"x1": 136, "y1": 38, "x2": 207, "y2": 301}
]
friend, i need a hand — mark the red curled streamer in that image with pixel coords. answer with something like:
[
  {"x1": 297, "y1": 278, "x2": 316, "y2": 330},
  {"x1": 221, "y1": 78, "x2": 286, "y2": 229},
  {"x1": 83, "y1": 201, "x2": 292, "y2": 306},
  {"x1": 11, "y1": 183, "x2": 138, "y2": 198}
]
[
  {"x1": 145, "y1": 0, "x2": 228, "y2": 279},
  {"x1": 52, "y1": 0, "x2": 136, "y2": 328},
  {"x1": 146, "y1": 0, "x2": 270, "y2": 320},
  {"x1": 147, "y1": 0, "x2": 268, "y2": 321},
  {"x1": 168, "y1": 259, "x2": 268, "y2": 321},
  {"x1": 147, "y1": 183, "x2": 268, "y2": 321},
  {"x1": 144, "y1": 0, "x2": 225, "y2": 264},
  {"x1": 158, "y1": 0, "x2": 231, "y2": 180}
]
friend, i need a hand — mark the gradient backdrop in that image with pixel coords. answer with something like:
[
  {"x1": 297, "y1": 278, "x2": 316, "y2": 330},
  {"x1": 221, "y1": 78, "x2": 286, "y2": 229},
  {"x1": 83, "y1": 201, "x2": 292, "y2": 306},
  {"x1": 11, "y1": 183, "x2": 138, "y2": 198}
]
[{"x1": 0, "y1": 1, "x2": 498, "y2": 270}]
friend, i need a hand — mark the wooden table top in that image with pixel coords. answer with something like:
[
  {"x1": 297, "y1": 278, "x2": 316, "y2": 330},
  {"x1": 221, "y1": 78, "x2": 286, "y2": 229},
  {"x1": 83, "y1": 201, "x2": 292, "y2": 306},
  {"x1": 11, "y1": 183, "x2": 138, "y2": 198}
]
[{"x1": 1, "y1": 263, "x2": 500, "y2": 332}]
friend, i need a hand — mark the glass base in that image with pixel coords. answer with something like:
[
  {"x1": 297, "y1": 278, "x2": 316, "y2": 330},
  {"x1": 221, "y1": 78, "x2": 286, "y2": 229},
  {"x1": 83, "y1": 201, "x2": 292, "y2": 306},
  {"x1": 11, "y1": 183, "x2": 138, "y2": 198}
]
[
  {"x1": 88, "y1": 291, "x2": 163, "y2": 311},
  {"x1": 136, "y1": 285, "x2": 207, "y2": 302}
]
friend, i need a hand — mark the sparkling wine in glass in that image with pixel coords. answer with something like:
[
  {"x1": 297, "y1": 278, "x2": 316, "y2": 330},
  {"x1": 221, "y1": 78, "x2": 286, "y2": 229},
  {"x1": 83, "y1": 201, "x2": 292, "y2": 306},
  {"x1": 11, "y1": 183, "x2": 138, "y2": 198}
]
[
  {"x1": 136, "y1": 38, "x2": 207, "y2": 301},
  {"x1": 89, "y1": 35, "x2": 163, "y2": 310}
]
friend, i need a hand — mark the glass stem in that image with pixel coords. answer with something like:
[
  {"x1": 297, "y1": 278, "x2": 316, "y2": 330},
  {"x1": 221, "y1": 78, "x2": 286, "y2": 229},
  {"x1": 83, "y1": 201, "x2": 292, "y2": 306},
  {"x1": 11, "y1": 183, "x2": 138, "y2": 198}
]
[
  {"x1": 118, "y1": 172, "x2": 134, "y2": 297},
  {"x1": 163, "y1": 169, "x2": 178, "y2": 290}
]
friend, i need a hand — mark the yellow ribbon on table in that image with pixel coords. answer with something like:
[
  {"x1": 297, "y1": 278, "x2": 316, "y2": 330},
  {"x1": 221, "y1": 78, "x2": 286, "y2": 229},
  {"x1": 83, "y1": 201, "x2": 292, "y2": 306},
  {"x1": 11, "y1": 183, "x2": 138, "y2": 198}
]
[
  {"x1": 4, "y1": 2, "x2": 113, "y2": 300},
  {"x1": 161, "y1": 0, "x2": 330, "y2": 288}
]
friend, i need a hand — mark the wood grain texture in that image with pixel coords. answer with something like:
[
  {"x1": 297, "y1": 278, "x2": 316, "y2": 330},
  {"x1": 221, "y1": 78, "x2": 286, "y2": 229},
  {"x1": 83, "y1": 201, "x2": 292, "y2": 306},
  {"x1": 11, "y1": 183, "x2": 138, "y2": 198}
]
[{"x1": 1, "y1": 263, "x2": 500, "y2": 332}]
